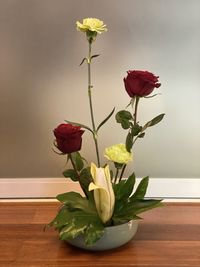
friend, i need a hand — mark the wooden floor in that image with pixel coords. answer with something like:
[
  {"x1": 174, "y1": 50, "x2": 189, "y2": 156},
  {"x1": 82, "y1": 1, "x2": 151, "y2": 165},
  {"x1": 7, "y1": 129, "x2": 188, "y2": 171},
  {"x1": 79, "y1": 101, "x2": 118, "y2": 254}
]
[{"x1": 0, "y1": 202, "x2": 199, "y2": 267}]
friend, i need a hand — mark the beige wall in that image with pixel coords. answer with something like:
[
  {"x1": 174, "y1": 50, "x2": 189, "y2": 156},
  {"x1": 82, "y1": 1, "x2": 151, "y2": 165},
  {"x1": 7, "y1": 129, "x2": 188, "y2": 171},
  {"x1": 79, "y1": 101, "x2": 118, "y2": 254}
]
[{"x1": 0, "y1": 0, "x2": 200, "y2": 178}]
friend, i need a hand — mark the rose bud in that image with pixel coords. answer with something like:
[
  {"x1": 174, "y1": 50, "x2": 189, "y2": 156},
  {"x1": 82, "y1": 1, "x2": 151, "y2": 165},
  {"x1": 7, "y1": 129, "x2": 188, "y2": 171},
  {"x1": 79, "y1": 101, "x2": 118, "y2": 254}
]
[
  {"x1": 124, "y1": 70, "x2": 161, "y2": 98},
  {"x1": 53, "y1": 123, "x2": 84, "y2": 154}
]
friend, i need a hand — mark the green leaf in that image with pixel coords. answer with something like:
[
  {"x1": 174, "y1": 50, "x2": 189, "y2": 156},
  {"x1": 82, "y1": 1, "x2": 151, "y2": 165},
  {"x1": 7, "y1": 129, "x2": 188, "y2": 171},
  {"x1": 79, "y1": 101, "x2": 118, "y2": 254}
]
[
  {"x1": 113, "y1": 199, "x2": 162, "y2": 222},
  {"x1": 114, "y1": 173, "x2": 135, "y2": 201},
  {"x1": 142, "y1": 113, "x2": 165, "y2": 131},
  {"x1": 113, "y1": 173, "x2": 136, "y2": 221},
  {"x1": 116, "y1": 110, "x2": 133, "y2": 121},
  {"x1": 91, "y1": 54, "x2": 100, "y2": 60},
  {"x1": 113, "y1": 181, "x2": 125, "y2": 198},
  {"x1": 121, "y1": 120, "x2": 132, "y2": 129},
  {"x1": 49, "y1": 195, "x2": 105, "y2": 246},
  {"x1": 71, "y1": 152, "x2": 84, "y2": 171},
  {"x1": 128, "y1": 199, "x2": 163, "y2": 215},
  {"x1": 63, "y1": 169, "x2": 78, "y2": 181},
  {"x1": 60, "y1": 219, "x2": 87, "y2": 240},
  {"x1": 116, "y1": 110, "x2": 133, "y2": 129},
  {"x1": 131, "y1": 124, "x2": 142, "y2": 136},
  {"x1": 126, "y1": 132, "x2": 133, "y2": 152},
  {"x1": 80, "y1": 167, "x2": 92, "y2": 179},
  {"x1": 112, "y1": 214, "x2": 141, "y2": 225},
  {"x1": 147, "y1": 113, "x2": 165, "y2": 127},
  {"x1": 131, "y1": 176, "x2": 149, "y2": 199},
  {"x1": 113, "y1": 197, "x2": 127, "y2": 216},
  {"x1": 97, "y1": 107, "x2": 115, "y2": 132},
  {"x1": 64, "y1": 120, "x2": 93, "y2": 133},
  {"x1": 48, "y1": 206, "x2": 69, "y2": 229},
  {"x1": 144, "y1": 93, "x2": 161, "y2": 98},
  {"x1": 84, "y1": 221, "x2": 104, "y2": 245},
  {"x1": 56, "y1": 192, "x2": 93, "y2": 212},
  {"x1": 80, "y1": 167, "x2": 93, "y2": 200},
  {"x1": 58, "y1": 209, "x2": 104, "y2": 245},
  {"x1": 138, "y1": 132, "x2": 145, "y2": 138},
  {"x1": 112, "y1": 195, "x2": 142, "y2": 224},
  {"x1": 79, "y1": 57, "x2": 87, "y2": 66}
]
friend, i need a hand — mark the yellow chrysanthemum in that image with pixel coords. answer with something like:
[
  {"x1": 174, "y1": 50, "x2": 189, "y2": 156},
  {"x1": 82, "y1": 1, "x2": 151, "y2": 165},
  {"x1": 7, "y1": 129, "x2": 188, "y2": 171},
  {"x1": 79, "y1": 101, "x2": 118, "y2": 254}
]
[
  {"x1": 76, "y1": 18, "x2": 107, "y2": 33},
  {"x1": 104, "y1": 143, "x2": 133, "y2": 164}
]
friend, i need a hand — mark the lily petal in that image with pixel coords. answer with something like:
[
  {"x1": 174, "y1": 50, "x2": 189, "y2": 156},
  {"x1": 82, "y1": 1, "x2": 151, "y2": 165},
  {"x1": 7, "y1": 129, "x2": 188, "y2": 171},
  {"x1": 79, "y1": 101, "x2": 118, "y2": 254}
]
[{"x1": 89, "y1": 163, "x2": 115, "y2": 223}]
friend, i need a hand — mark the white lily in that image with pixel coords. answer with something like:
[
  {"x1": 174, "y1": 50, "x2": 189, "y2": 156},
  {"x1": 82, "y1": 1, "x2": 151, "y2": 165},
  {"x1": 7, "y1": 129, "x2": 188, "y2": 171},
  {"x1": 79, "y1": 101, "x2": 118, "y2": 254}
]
[{"x1": 89, "y1": 163, "x2": 115, "y2": 223}]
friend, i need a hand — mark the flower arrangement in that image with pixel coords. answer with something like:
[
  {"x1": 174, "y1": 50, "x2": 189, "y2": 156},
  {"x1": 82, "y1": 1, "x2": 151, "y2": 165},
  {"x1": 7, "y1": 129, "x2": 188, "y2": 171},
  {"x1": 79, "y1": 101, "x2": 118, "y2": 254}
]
[{"x1": 48, "y1": 18, "x2": 165, "y2": 246}]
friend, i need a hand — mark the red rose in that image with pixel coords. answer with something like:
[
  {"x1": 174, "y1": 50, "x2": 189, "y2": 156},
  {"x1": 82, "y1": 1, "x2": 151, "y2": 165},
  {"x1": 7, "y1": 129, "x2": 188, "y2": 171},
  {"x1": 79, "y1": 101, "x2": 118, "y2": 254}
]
[
  {"x1": 124, "y1": 70, "x2": 161, "y2": 98},
  {"x1": 54, "y1": 123, "x2": 84, "y2": 154}
]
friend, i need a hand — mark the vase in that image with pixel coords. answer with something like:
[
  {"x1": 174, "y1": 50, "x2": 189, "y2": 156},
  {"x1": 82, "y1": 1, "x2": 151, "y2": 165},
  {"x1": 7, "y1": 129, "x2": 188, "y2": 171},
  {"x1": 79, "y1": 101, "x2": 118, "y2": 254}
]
[{"x1": 66, "y1": 220, "x2": 138, "y2": 251}]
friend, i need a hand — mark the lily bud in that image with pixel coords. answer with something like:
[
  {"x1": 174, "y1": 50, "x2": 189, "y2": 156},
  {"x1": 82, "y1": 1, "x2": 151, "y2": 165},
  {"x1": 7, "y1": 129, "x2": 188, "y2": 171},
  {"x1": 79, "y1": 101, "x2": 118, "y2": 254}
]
[{"x1": 89, "y1": 163, "x2": 115, "y2": 223}]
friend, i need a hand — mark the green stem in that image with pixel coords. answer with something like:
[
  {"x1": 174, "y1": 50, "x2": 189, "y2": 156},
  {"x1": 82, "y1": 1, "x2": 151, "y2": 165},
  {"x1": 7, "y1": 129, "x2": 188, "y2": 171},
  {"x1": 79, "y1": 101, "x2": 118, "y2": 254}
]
[
  {"x1": 121, "y1": 97, "x2": 140, "y2": 182},
  {"x1": 87, "y1": 41, "x2": 100, "y2": 167},
  {"x1": 132, "y1": 97, "x2": 141, "y2": 146},
  {"x1": 114, "y1": 168, "x2": 119, "y2": 184},
  {"x1": 119, "y1": 164, "x2": 126, "y2": 182},
  {"x1": 69, "y1": 154, "x2": 87, "y2": 197},
  {"x1": 134, "y1": 96, "x2": 140, "y2": 125}
]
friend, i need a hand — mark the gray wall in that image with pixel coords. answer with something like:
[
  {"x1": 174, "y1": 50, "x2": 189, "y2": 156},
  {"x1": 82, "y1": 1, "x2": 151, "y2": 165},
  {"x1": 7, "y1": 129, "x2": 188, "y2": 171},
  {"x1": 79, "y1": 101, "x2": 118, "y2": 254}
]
[{"x1": 0, "y1": 0, "x2": 200, "y2": 178}]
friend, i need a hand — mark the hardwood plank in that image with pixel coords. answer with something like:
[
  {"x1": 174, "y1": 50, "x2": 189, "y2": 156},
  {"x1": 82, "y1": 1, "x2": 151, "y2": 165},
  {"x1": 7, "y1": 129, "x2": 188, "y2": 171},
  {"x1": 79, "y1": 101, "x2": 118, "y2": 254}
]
[
  {"x1": 1, "y1": 202, "x2": 200, "y2": 224},
  {"x1": 0, "y1": 202, "x2": 199, "y2": 267},
  {"x1": 0, "y1": 203, "x2": 37, "y2": 224},
  {"x1": 2, "y1": 240, "x2": 199, "y2": 267},
  {"x1": 141, "y1": 203, "x2": 200, "y2": 225},
  {"x1": 0, "y1": 223, "x2": 199, "y2": 241}
]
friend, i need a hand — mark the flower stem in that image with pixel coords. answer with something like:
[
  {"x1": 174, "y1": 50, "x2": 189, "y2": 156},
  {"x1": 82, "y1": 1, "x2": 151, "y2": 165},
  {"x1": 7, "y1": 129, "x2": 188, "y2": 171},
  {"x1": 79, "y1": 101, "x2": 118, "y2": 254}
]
[
  {"x1": 132, "y1": 96, "x2": 140, "y2": 146},
  {"x1": 119, "y1": 164, "x2": 126, "y2": 182},
  {"x1": 87, "y1": 41, "x2": 100, "y2": 167},
  {"x1": 114, "y1": 168, "x2": 119, "y2": 184},
  {"x1": 69, "y1": 154, "x2": 87, "y2": 197},
  {"x1": 134, "y1": 96, "x2": 140, "y2": 125},
  {"x1": 119, "y1": 97, "x2": 140, "y2": 182}
]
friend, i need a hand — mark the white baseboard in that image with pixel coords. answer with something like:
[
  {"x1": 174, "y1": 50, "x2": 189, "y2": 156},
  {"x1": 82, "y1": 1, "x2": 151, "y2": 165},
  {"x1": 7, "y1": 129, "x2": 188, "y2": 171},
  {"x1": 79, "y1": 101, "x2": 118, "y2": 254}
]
[
  {"x1": 0, "y1": 178, "x2": 200, "y2": 199},
  {"x1": 0, "y1": 199, "x2": 200, "y2": 203}
]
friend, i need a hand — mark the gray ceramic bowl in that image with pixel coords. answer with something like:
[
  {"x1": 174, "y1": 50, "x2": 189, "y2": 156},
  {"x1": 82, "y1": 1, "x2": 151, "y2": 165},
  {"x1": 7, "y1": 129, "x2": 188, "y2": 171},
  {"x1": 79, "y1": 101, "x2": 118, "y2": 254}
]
[{"x1": 66, "y1": 220, "x2": 138, "y2": 251}]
